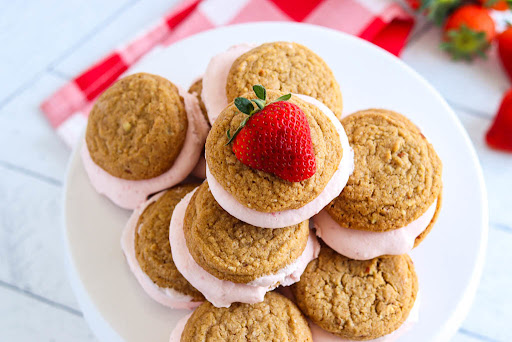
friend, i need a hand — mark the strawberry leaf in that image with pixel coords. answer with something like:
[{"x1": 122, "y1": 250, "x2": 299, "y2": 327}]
[
  {"x1": 252, "y1": 98, "x2": 265, "y2": 110},
  {"x1": 274, "y1": 94, "x2": 292, "y2": 102},
  {"x1": 484, "y1": 0, "x2": 500, "y2": 7},
  {"x1": 441, "y1": 24, "x2": 490, "y2": 60},
  {"x1": 253, "y1": 84, "x2": 266, "y2": 100},
  {"x1": 421, "y1": 0, "x2": 461, "y2": 26},
  {"x1": 226, "y1": 116, "x2": 251, "y2": 145},
  {"x1": 235, "y1": 97, "x2": 254, "y2": 115}
]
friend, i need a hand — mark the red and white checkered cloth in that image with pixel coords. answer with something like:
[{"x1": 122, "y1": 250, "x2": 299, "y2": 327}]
[{"x1": 41, "y1": 0, "x2": 414, "y2": 147}]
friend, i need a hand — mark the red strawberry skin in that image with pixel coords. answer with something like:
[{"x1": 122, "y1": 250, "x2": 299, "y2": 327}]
[
  {"x1": 444, "y1": 5, "x2": 496, "y2": 42},
  {"x1": 498, "y1": 27, "x2": 512, "y2": 83},
  {"x1": 232, "y1": 101, "x2": 317, "y2": 182},
  {"x1": 486, "y1": 89, "x2": 512, "y2": 152},
  {"x1": 405, "y1": 0, "x2": 421, "y2": 10}
]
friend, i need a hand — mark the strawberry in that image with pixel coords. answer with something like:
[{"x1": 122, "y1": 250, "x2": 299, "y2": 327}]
[
  {"x1": 441, "y1": 5, "x2": 496, "y2": 60},
  {"x1": 478, "y1": 0, "x2": 511, "y2": 11},
  {"x1": 486, "y1": 89, "x2": 512, "y2": 152},
  {"x1": 498, "y1": 26, "x2": 512, "y2": 83},
  {"x1": 405, "y1": 0, "x2": 422, "y2": 10},
  {"x1": 226, "y1": 85, "x2": 316, "y2": 182}
]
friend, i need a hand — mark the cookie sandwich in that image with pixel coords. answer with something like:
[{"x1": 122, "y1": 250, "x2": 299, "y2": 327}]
[
  {"x1": 205, "y1": 86, "x2": 354, "y2": 228},
  {"x1": 121, "y1": 184, "x2": 204, "y2": 309},
  {"x1": 202, "y1": 42, "x2": 343, "y2": 123},
  {"x1": 315, "y1": 109, "x2": 442, "y2": 260},
  {"x1": 188, "y1": 78, "x2": 209, "y2": 124},
  {"x1": 169, "y1": 292, "x2": 313, "y2": 342},
  {"x1": 188, "y1": 78, "x2": 209, "y2": 179},
  {"x1": 82, "y1": 73, "x2": 209, "y2": 209},
  {"x1": 293, "y1": 246, "x2": 419, "y2": 341},
  {"x1": 169, "y1": 181, "x2": 320, "y2": 308}
]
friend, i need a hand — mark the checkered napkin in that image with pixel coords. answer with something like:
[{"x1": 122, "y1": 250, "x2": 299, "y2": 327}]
[{"x1": 40, "y1": 0, "x2": 414, "y2": 147}]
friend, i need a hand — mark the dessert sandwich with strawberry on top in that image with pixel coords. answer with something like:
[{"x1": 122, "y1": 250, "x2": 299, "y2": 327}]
[{"x1": 205, "y1": 84, "x2": 354, "y2": 229}]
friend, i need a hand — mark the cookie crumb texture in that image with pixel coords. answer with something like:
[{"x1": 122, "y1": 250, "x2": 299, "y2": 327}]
[
  {"x1": 328, "y1": 109, "x2": 442, "y2": 232},
  {"x1": 188, "y1": 78, "x2": 209, "y2": 124},
  {"x1": 86, "y1": 73, "x2": 188, "y2": 180},
  {"x1": 183, "y1": 182, "x2": 309, "y2": 283},
  {"x1": 135, "y1": 184, "x2": 203, "y2": 301},
  {"x1": 227, "y1": 42, "x2": 343, "y2": 120},
  {"x1": 181, "y1": 292, "x2": 312, "y2": 341},
  {"x1": 293, "y1": 247, "x2": 418, "y2": 340},
  {"x1": 206, "y1": 90, "x2": 342, "y2": 212}
]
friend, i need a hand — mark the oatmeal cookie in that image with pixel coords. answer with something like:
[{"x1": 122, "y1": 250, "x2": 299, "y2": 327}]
[
  {"x1": 293, "y1": 246, "x2": 418, "y2": 340},
  {"x1": 326, "y1": 109, "x2": 442, "y2": 232},
  {"x1": 135, "y1": 184, "x2": 203, "y2": 301},
  {"x1": 86, "y1": 73, "x2": 188, "y2": 180},
  {"x1": 227, "y1": 42, "x2": 343, "y2": 119},
  {"x1": 181, "y1": 292, "x2": 312, "y2": 341},
  {"x1": 183, "y1": 182, "x2": 310, "y2": 283}
]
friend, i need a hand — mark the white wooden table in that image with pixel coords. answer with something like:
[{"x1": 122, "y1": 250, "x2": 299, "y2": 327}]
[{"x1": 0, "y1": 1, "x2": 510, "y2": 341}]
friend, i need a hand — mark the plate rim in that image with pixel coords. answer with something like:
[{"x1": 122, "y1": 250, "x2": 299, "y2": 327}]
[{"x1": 62, "y1": 21, "x2": 489, "y2": 342}]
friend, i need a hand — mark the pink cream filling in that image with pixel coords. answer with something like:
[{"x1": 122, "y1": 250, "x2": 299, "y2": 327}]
[
  {"x1": 309, "y1": 292, "x2": 421, "y2": 342},
  {"x1": 169, "y1": 312, "x2": 193, "y2": 342},
  {"x1": 81, "y1": 87, "x2": 209, "y2": 210},
  {"x1": 169, "y1": 189, "x2": 320, "y2": 308},
  {"x1": 206, "y1": 94, "x2": 354, "y2": 228},
  {"x1": 314, "y1": 200, "x2": 437, "y2": 260},
  {"x1": 120, "y1": 191, "x2": 202, "y2": 310},
  {"x1": 201, "y1": 43, "x2": 256, "y2": 124}
]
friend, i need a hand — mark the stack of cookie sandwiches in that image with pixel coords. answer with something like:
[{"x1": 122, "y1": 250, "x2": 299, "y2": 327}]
[
  {"x1": 81, "y1": 41, "x2": 442, "y2": 342},
  {"x1": 168, "y1": 181, "x2": 319, "y2": 308}
]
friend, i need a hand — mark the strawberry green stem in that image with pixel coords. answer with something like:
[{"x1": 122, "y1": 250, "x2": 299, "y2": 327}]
[{"x1": 225, "y1": 85, "x2": 291, "y2": 145}]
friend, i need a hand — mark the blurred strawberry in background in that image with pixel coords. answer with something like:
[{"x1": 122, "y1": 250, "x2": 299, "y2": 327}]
[
  {"x1": 498, "y1": 26, "x2": 512, "y2": 82},
  {"x1": 441, "y1": 4, "x2": 496, "y2": 60},
  {"x1": 405, "y1": 0, "x2": 510, "y2": 61},
  {"x1": 488, "y1": 26, "x2": 512, "y2": 152},
  {"x1": 405, "y1": 0, "x2": 512, "y2": 152},
  {"x1": 406, "y1": 0, "x2": 422, "y2": 10},
  {"x1": 486, "y1": 89, "x2": 512, "y2": 152}
]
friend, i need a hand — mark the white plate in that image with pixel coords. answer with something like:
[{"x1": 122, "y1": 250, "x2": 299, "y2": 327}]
[{"x1": 63, "y1": 22, "x2": 488, "y2": 342}]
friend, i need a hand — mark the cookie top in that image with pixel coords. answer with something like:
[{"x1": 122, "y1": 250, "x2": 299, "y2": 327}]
[
  {"x1": 181, "y1": 292, "x2": 312, "y2": 342},
  {"x1": 135, "y1": 184, "x2": 203, "y2": 301},
  {"x1": 227, "y1": 42, "x2": 343, "y2": 120},
  {"x1": 188, "y1": 78, "x2": 209, "y2": 124},
  {"x1": 86, "y1": 73, "x2": 188, "y2": 180},
  {"x1": 293, "y1": 246, "x2": 418, "y2": 340},
  {"x1": 326, "y1": 109, "x2": 442, "y2": 232},
  {"x1": 183, "y1": 182, "x2": 310, "y2": 283},
  {"x1": 206, "y1": 90, "x2": 342, "y2": 213}
]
